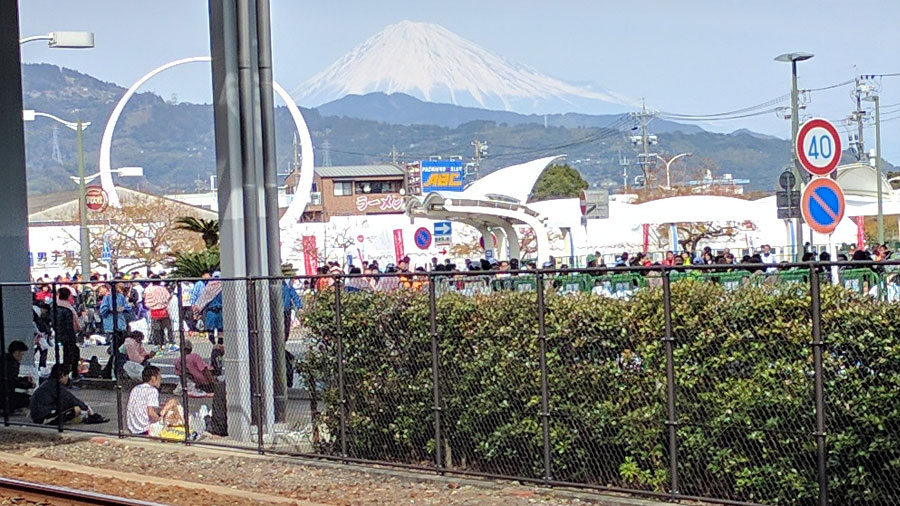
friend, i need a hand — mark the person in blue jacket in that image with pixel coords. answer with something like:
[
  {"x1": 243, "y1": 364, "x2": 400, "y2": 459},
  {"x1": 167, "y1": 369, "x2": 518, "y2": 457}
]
[{"x1": 99, "y1": 282, "x2": 132, "y2": 334}]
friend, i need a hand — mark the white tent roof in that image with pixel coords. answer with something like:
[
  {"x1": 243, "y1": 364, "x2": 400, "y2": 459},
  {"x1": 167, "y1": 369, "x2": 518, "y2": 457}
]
[{"x1": 458, "y1": 155, "x2": 564, "y2": 203}]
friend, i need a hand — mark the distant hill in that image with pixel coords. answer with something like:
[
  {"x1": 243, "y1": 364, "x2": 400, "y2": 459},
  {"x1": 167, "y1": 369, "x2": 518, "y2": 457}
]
[
  {"x1": 317, "y1": 92, "x2": 704, "y2": 133},
  {"x1": 20, "y1": 63, "x2": 893, "y2": 196}
]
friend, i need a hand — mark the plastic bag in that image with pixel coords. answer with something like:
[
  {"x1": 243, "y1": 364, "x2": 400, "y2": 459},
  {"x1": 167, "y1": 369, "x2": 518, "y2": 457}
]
[{"x1": 123, "y1": 361, "x2": 144, "y2": 381}]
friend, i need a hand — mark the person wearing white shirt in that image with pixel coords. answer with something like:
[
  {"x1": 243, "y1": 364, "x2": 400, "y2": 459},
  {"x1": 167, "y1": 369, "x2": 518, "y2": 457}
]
[{"x1": 760, "y1": 244, "x2": 777, "y2": 273}]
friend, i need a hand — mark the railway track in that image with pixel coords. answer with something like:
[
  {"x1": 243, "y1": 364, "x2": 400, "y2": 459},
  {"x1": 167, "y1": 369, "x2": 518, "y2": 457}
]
[{"x1": 0, "y1": 476, "x2": 163, "y2": 505}]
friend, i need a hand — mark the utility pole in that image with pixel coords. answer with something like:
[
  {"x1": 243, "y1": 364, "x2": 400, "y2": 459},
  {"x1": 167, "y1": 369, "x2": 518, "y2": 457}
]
[
  {"x1": 619, "y1": 150, "x2": 630, "y2": 191},
  {"x1": 391, "y1": 144, "x2": 398, "y2": 165},
  {"x1": 629, "y1": 99, "x2": 657, "y2": 186},
  {"x1": 321, "y1": 138, "x2": 332, "y2": 167},
  {"x1": 776, "y1": 52, "x2": 814, "y2": 262},
  {"x1": 850, "y1": 75, "x2": 867, "y2": 160}
]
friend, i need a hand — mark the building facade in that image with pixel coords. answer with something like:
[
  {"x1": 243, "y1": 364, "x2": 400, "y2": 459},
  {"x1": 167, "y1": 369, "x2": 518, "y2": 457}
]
[{"x1": 287, "y1": 164, "x2": 407, "y2": 222}]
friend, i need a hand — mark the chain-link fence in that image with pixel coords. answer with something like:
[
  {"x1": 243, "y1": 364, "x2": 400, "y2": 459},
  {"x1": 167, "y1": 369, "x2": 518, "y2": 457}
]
[{"x1": 2, "y1": 264, "x2": 900, "y2": 505}]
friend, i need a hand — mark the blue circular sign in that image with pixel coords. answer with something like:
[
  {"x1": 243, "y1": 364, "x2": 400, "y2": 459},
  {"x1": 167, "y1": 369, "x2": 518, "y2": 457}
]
[
  {"x1": 414, "y1": 227, "x2": 432, "y2": 250},
  {"x1": 801, "y1": 178, "x2": 845, "y2": 234}
]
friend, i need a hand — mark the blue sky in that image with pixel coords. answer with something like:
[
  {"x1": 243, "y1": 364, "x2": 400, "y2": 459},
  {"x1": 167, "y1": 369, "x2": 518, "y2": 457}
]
[{"x1": 18, "y1": 0, "x2": 900, "y2": 158}]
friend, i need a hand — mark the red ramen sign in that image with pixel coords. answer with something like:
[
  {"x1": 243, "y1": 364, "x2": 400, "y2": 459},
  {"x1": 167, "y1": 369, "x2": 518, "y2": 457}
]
[{"x1": 85, "y1": 186, "x2": 109, "y2": 212}]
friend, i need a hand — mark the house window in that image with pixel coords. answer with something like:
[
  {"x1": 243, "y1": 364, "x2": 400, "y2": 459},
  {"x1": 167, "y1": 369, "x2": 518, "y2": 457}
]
[
  {"x1": 355, "y1": 180, "x2": 399, "y2": 194},
  {"x1": 333, "y1": 181, "x2": 353, "y2": 196}
]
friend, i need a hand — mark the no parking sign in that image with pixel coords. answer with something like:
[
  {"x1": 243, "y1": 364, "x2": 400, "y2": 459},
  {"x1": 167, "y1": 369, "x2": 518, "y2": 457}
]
[{"x1": 414, "y1": 227, "x2": 432, "y2": 250}]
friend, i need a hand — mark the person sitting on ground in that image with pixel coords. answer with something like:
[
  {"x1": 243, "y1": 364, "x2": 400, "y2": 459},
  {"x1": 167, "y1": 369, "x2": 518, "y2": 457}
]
[
  {"x1": 210, "y1": 337, "x2": 225, "y2": 379},
  {"x1": 126, "y1": 365, "x2": 164, "y2": 435},
  {"x1": 174, "y1": 340, "x2": 216, "y2": 393},
  {"x1": 29, "y1": 364, "x2": 91, "y2": 425},
  {"x1": 3, "y1": 341, "x2": 35, "y2": 413},
  {"x1": 123, "y1": 331, "x2": 155, "y2": 381}
]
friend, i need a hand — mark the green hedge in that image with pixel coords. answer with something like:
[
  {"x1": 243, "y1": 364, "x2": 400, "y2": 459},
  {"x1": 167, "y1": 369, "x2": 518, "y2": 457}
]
[{"x1": 298, "y1": 280, "x2": 900, "y2": 505}]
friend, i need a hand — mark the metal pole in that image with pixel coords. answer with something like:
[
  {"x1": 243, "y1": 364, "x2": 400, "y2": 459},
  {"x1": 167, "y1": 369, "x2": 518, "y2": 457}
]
[
  {"x1": 0, "y1": 286, "x2": 8, "y2": 426},
  {"x1": 177, "y1": 282, "x2": 190, "y2": 444},
  {"x1": 536, "y1": 271, "x2": 552, "y2": 483},
  {"x1": 662, "y1": 269, "x2": 679, "y2": 498},
  {"x1": 809, "y1": 267, "x2": 829, "y2": 506},
  {"x1": 335, "y1": 276, "x2": 348, "y2": 460},
  {"x1": 791, "y1": 60, "x2": 803, "y2": 263},
  {"x1": 247, "y1": 278, "x2": 265, "y2": 454},
  {"x1": 428, "y1": 275, "x2": 444, "y2": 472},
  {"x1": 111, "y1": 282, "x2": 124, "y2": 438},
  {"x1": 874, "y1": 96, "x2": 884, "y2": 246},
  {"x1": 51, "y1": 283, "x2": 63, "y2": 432},
  {"x1": 76, "y1": 120, "x2": 91, "y2": 280}
]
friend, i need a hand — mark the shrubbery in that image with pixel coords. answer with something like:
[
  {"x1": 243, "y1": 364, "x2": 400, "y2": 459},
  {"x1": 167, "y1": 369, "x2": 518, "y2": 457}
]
[{"x1": 298, "y1": 279, "x2": 900, "y2": 505}]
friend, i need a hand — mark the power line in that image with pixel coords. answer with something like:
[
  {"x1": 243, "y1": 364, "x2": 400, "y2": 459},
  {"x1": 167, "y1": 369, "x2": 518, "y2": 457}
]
[{"x1": 659, "y1": 94, "x2": 788, "y2": 119}]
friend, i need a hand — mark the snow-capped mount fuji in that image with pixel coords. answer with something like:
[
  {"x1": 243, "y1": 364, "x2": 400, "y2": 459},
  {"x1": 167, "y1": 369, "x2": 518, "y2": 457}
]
[{"x1": 294, "y1": 20, "x2": 632, "y2": 115}]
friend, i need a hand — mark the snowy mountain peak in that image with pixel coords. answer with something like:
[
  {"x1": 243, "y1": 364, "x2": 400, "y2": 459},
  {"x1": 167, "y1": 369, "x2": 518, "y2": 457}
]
[{"x1": 293, "y1": 20, "x2": 631, "y2": 115}]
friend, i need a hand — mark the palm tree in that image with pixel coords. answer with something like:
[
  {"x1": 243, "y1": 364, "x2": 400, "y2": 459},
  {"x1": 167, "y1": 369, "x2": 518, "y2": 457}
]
[{"x1": 175, "y1": 217, "x2": 219, "y2": 249}]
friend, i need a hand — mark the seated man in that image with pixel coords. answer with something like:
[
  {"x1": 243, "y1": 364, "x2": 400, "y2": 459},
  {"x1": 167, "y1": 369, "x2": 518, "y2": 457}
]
[
  {"x1": 127, "y1": 365, "x2": 179, "y2": 435},
  {"x1": 3, "y1": 341, "x2": 35, "y2": 413},
  {"x1": 174, "y1": 340, "x2": 216, "y2": 393},
  {"x1": 29, "y1": 364, "x2": 91, "y2": 425}
]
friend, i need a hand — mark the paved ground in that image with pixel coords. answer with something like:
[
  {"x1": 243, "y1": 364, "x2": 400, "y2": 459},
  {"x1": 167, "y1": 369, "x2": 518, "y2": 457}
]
[{"x1": 13, "y1": 336, "x2": 317, "y2": 453}]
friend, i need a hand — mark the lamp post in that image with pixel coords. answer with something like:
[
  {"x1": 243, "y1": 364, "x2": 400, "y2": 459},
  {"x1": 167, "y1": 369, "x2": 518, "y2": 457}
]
[
  {"x1": 775, "y1": 52, "x2": 814, "y2": 261},
  {"x1": 23, "y1": 110, "x2": 93, "y2": 277},
  {"x1": 19, "y1": 31, "x2": 94, "y2": 48},
  {"x1": 863, "y1": 94, "x2": 883, "y2": 245},
  {"x1": 655, "y1": 152, "x2": 692, "y2": 189}
]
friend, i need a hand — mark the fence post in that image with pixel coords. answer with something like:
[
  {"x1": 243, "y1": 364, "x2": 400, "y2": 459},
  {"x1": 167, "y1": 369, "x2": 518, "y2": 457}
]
[
  {"x1": 428, "y1": 274, "x2": 444, "y2": 473},
  {"x1": 0, "y1": 285, "x2": 7, "y2": 426},
  {"x1": 536, "y1": 271, "x2": 552, "y2": 483},
  {"x1": 110, "y1": 282, "x2": 124, "y2": 438},
  {"x1": 662, "y1": 269, "x2": 679, "y2": 499},
  {"x1": 176, "y1": 281, "x2": 190, "y2": 445},
  {"x1": 51, "y1": 283, "x2": 64, "y2": 433},
  {"x1": 809, "y1": 267, "x2": 829, "y2": 506},
  {"x1": 247, "y1": 278, "x2": 265, "y2": 455},
  {"x1": 334, "y1": 275, "x2": 348, "y2": 461}
]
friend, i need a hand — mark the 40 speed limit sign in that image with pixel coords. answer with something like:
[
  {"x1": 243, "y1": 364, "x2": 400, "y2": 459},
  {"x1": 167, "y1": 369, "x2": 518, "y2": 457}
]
[{"x1": 796, "y1": 118, "x2": 842, "y2": 177}]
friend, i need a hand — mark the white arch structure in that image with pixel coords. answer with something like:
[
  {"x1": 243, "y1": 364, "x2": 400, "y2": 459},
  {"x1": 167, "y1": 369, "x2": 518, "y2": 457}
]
[{"x1": 98, "y1": 56, "x2": 314, "y2": 228}]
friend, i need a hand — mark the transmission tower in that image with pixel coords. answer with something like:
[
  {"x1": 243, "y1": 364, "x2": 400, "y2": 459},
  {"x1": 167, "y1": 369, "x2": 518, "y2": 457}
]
[
  {"x1": 321, "y1": 138, "x2": 332, "y2": 167},
  {"x1": 51, "y1": 125, "x2": 62, "y2": 164}
]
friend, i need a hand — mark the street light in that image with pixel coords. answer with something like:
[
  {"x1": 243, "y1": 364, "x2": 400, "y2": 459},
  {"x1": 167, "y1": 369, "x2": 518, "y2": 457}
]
[
  {"x1": 23, "y1": 110, "x2": 93, "y2": 278},
  {"x1": 655, "y1": 152, "x2": 692, "y2": 189},
  {"x1": 775, "y1": 52, "x2": 814, "y2": 262},
  {"x1": 19, "y1": 31, "x2": 94, "y2": 48},
  {"x1": 863, "y1": 94, "x2": 883, "y2": 245}
]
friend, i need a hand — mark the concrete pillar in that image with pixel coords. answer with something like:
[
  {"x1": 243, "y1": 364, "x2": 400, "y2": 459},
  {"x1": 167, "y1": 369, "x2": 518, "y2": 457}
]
[{"x1": 0, "y1": 1, "x2": 36, "y2": 369}]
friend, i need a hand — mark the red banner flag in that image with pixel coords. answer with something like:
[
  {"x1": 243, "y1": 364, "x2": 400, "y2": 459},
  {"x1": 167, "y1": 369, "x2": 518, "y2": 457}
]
[
  {"x1": 301, "y1": 235, "x2": 318, "y2": 276},
  {"x1": 642, "y1": 224, "x2": 650, "y2": 253},
  {"x1": 393, "y1": 229, "x2": 405, "y2": 263},
  {"x1": 855, "y1": 216, "x2": 865, "y2": 250}
]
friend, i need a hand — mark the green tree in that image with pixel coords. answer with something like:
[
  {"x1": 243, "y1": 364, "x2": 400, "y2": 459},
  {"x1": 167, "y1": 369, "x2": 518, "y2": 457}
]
[
  {"x1": 528, "y1": 164, "x2": 588, "y2": 202},
  {"x1": 175, "y1": 217, "x2": 219, "y2": 249}
]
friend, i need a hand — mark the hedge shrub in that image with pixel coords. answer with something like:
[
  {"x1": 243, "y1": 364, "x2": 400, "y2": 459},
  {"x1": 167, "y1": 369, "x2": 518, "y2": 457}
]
[{"x1": 298, "y1": 280, "x2": 900, "y2": 505}]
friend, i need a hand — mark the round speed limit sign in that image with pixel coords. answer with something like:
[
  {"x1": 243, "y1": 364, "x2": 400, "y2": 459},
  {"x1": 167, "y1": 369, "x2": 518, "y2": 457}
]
[{"x1": 796, "y1": 118, "x2": 842, "y2": 176}]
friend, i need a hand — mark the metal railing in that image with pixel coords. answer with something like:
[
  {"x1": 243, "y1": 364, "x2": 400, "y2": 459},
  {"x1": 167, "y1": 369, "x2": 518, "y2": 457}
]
[{"x1": 2, "y1": 261, "x2": 900, "y2": 506}]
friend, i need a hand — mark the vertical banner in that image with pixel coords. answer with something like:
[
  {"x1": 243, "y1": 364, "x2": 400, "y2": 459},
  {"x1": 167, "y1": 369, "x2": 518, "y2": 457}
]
[
  {"x1": 855, "y1": 216, "x2": 865, "y2": 250},
  {"x1": 393, "y1": 229, "x2": 405, "y2": 263},
  {"x1": 301, "y1": 235, "x2": 318, "y2": 276},
  {"x1": 642, "y1": 224, "x2": 650, "y2": 253}
]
